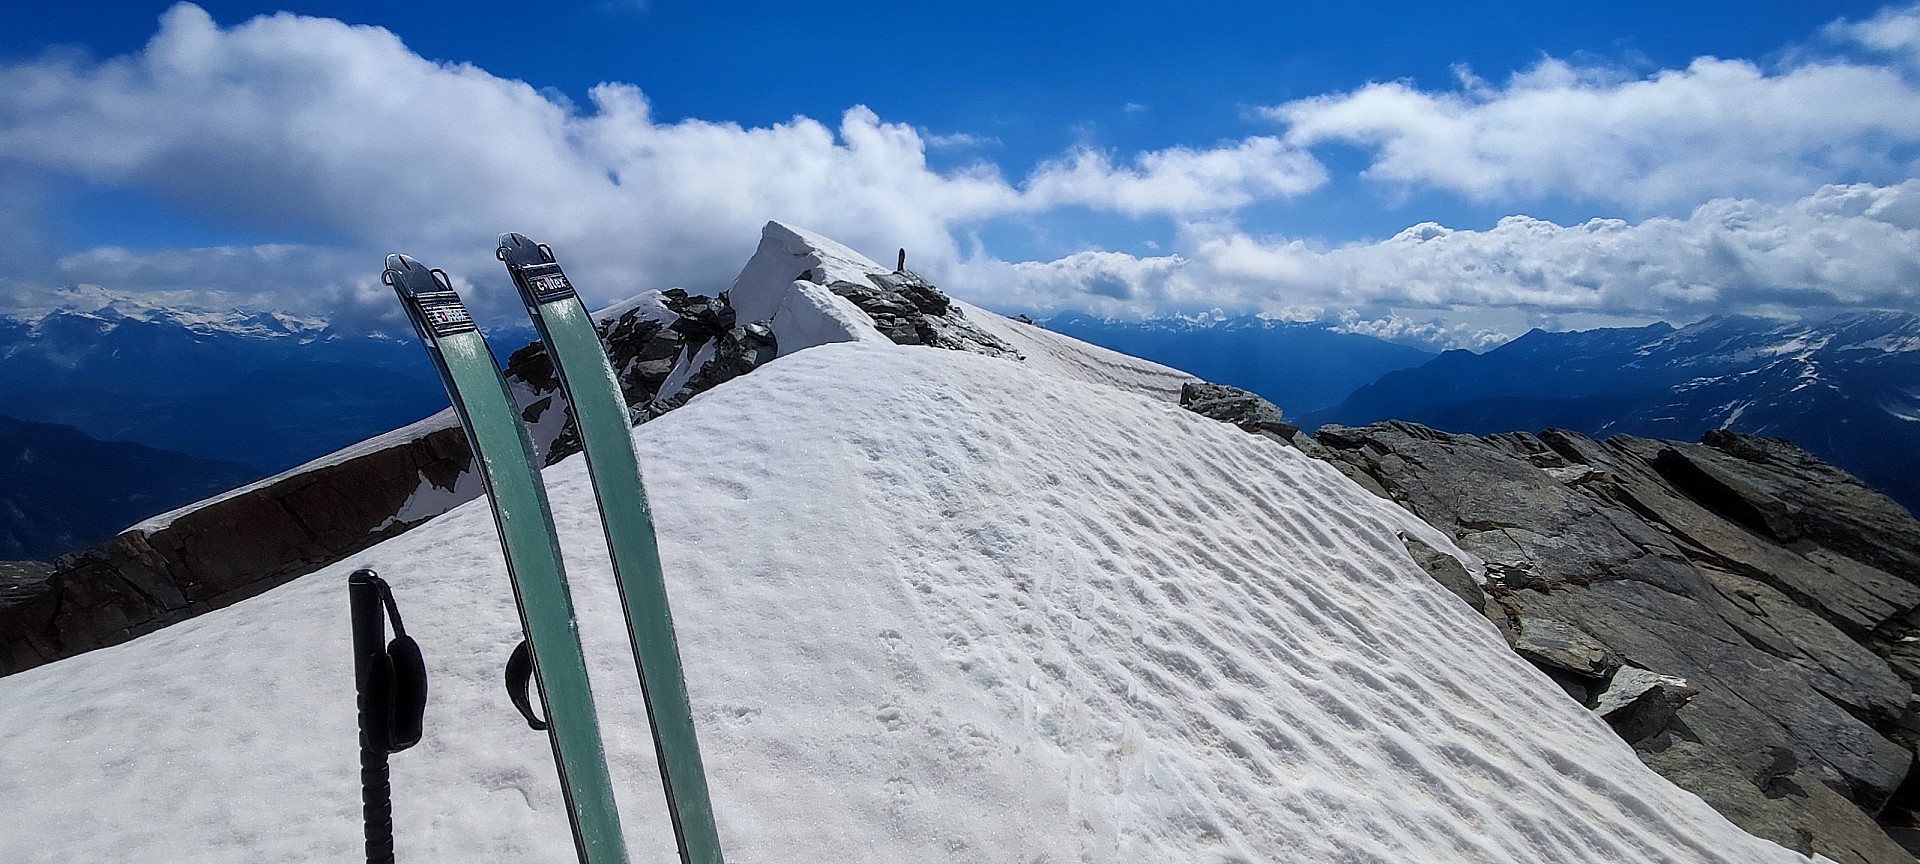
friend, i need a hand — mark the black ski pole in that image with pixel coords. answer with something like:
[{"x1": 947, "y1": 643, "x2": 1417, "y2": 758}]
[
  {"x1": 350, "y1": 569, "x2": 428, "y2": 864},
  {"x1": 350, "y1": 570, "x2": 398, "y2": 864}
]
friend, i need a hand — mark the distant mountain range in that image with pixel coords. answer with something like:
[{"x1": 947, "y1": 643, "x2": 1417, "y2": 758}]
[
  {"x1": 1302, "y1": 311, "x2": 1920, "y2": 514},
  {"x1": 0, "y1": 414, "x2": 259, "y2": 560},
  {"x1": 0, "y1": 296, "x2": 462, "y2": 475},
  {"x1": 1041, "y1": 313, "x2": 1434, "y2": 413},
  {"x1": 0, "y1": 291, "x2": 469, "y2": 558},
  {"x1": 4, "y1": 287, "x2": 1914, "y2": 562}
]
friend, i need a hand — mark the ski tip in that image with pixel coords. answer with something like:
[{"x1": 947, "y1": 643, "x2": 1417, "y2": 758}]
[
  {"x1": 495, "y1": 232, "x2": 556, "y2": 267},
  {"x1": 382, "y1": 254, "x2": 475, "y2": 341},
  {"x1": 381, "y1": 253, "x2": 450, "y2": 298}
]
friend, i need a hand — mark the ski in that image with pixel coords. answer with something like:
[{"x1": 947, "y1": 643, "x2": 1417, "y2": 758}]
[
  {"x1": 385, "y1": 254, "x2": 631, "y2": 864},
  {"x1": 497, "y1": 233, "x2": 725, "y2": 864}
]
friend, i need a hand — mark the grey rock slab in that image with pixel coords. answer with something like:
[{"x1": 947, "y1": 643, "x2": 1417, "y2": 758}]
[
  {"x1": 1612, "y1": 444, "x2": 1917, "y2": 635},
  {"x1": 1699, "y1": 565, "x2": 1909, "y2": 719},
  {"x1": 1179, "y1": 381, "x2": 1299, "y2": 442},
  {"x1": 1634, "y1": 714, "x2": 1918, "y2": 864},
  {"x1": 1526, "y1": 580, "x2": 1911, "y2": 810},
  {"x1": 1592, "y1": 665, "x2": 1697, "y2": 745},
  {"x1": 1513, "y1": 617, "x2": 1618, "y2": 678},
  {"x1": 827, "y1": 271, "x2": 1022, "y2": 360},
  {"x1": 1400, "y1": 534, "x2": 1485, "y2": 614}
]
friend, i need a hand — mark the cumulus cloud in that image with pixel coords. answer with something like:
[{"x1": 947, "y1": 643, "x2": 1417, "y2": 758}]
[
  {"x1": 0, "y1": 4, "x2": 1323, "y2": 321},
  {"x1": 46, "y1": 244, "x2": 404, "y2": 328},
  {"x1": 1269, "y1": 43, "x2": 1920, "y2": 209},
  {"x1": 1, "y1": 2, "x2": 1915, "y2": 342},
  {"x1": 950, "y1": 181, "x2": 1920, "y2": 347},
  {"x1": 1325, "y1": 312, "x2": 1511, "y2": 353},
  {"x1": 1830, "y1": 2, "x2": 1920, "y2": 67},
  {"x1": 1022, "y1": 138, "x2": 1326, "y2": 216}
]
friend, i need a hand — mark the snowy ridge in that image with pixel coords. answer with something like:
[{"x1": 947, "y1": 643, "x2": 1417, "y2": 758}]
[
  {"x1": 590, "y1": 289, "x2": 679, "y2": 328},
  {"x1": 726, "y1": 222, "x2": 895, "y2": 324},
  {"x1": 0, "y1": 339, "x2": 1806, "y2": 864},
  {"x1": 132, "y1": 407, "x2": 461, "y2": 532},
  {"x1": 960, "y1": 299, "x2": 1197, "y2": 402},
  {"x1": 1626, "y1": 311, "x2": 1920, "y2": 369}
]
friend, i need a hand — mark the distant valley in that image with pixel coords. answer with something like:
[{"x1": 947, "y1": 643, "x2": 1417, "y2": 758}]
[
  {"x1": 0, "y1": 296, "x2": 467, "y2": 559},
  {"x1": 0, "y1": 301, "x2": 457, "y2": 474},
  {"x1": 0, "y1": 414, "x2": 259, "y2": 560},
  {"x1": 1041, "y1": 313, "x2": 1434, "y2": 414},
  {"x1": 1056, "y1": 310, "x2": 1920, "y2": 516}
]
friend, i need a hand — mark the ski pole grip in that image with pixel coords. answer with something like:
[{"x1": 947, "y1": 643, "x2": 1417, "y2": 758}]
[{"x1": 350, "y1": 570, "x2": 397, "y2": 864}]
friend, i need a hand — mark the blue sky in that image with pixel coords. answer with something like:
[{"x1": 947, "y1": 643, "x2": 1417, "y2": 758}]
[{"x1": 1, "y1": 1, "x2": 1917, "y2": 345}]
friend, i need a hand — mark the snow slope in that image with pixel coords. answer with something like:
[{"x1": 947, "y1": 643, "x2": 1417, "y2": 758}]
[
  {"x1": 958, "y1": 299, "x2": 1196, "y2": 402},
  {"x1": 0, "y1": 340, "x2": 1806, "y2": 864}
]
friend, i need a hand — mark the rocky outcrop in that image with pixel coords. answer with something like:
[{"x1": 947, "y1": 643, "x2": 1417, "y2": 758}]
[
  {"x1": 1293, "y1": 421, "x2": 1920, "y2": 864},
  {"x1": 0, "y1": 561, "x2": 54, "y2": 673},
  {"x1": 3, "y1": 422, "x2": 477, "y2": 672},
  {"x1": 1179, "y1": 382, "x2": 1299, "y2": 443},
  {"x1": 825, "y1": 269, "x2": 1021, "y2": 360},
  {"x1": 1176, "y1": 379, "x2": 1920, "y2": 858},
  {"x1": 1594, "y1": 666, "x2": 1699, "y2": 745},
  {"x1": 0, "y1": 289, "x2": 773, "y2": 677}
]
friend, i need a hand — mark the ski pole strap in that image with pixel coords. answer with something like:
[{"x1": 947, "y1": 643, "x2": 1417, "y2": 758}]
[
  {"x1": 351, "y1": 571, "x2": 429, "y2": 754},
  {"x1": 504, "y1": 640, "x2": 551, "y2": 730}
]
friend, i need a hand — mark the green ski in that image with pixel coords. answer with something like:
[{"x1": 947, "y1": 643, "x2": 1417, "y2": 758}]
[
  {"x1": 497, "y1": 233, "x2": 725, "y2": 864},
  {"x1": 384, "y1": 254, "x2": 631, "y2": 864}
]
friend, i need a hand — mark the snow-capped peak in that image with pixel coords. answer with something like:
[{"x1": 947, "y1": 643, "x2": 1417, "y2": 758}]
[{"x1": 10, "y1": 285, "x2": 331, "y2": 340}]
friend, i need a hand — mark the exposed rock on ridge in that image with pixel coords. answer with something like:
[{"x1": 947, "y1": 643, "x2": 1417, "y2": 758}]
[
  {"x1": 825, "y1": 270, "x2": 1020, "y2": 359},
  {"x1": 1179, "y1": 381, "x2": 1299, "y2": 443},
  {"x1": 1294, "y1": 420, "x2": 1920, "y2": 864}
]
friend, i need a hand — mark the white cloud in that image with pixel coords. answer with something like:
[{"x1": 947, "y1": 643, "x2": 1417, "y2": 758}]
[
  {"x1": 1, "y1": 2, "x2": 1915, "y2": 342},
  {"x1": 0, "y1": 4, "x2": 1324, "y2": 321},
  {"x1": 1326, "y1": 312, "x2": 1510, "y2": 352},
  {"x1": 1022, "y1": 138, "x2": 1326, "y2": 217},
  {"x1": 1270, "y1": 47, "x2": 1920, "y2": 209},
  {"x1": 1829, "y1": 2, "x2": 1920, "y2": 67},
  {"x1": 922, "y1": 131, "x2": 999, "y2": 149},
  {"x1": 951, "y1": 181, "x2": 1920, "y2": 347}
]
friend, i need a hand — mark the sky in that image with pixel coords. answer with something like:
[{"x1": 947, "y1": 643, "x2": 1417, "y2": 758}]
[{"x1": 1, "y1": 1, "x2": 1917, "y2": 347}]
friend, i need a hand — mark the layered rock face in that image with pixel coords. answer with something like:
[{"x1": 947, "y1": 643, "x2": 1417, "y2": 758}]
[{"x1": 1283, "y1": 419, "x2": 1920, "y2": 863}]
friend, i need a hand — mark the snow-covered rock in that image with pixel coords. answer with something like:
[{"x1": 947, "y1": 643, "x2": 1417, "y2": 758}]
[
  {"x1": 0, "y1": 339, "x2": 1810, "y2": 864},
  {"x1": 726, "y1": 222, "x2": 891, "y2": 355}
]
